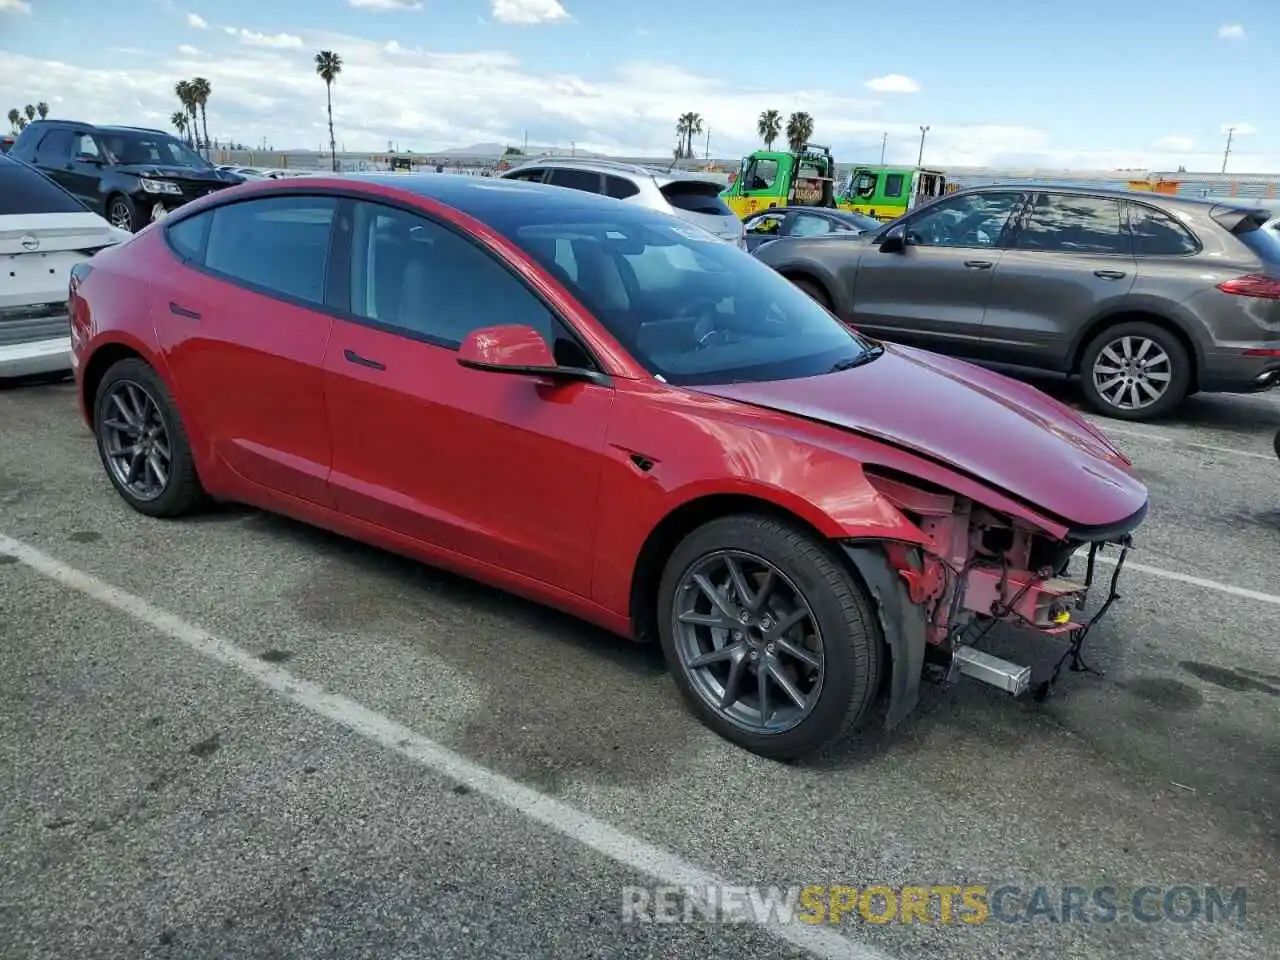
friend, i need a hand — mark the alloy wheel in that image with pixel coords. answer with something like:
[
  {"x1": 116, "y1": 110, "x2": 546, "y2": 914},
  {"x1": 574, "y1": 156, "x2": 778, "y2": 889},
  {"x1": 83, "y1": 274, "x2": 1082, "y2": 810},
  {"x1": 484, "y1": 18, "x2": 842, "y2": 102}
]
[
  {"x1": 99, "y1": 379, "x2": 173, "y2": 501},
  {"x1": 670, "y1": 550, "x2": 825, "y2": 735},
  {"x1": 108, "y1": 199, "x2": 133, "y2": 232},
  {"x1": 1090, "y1": 335, "x2": 1172, "y2": 411}
]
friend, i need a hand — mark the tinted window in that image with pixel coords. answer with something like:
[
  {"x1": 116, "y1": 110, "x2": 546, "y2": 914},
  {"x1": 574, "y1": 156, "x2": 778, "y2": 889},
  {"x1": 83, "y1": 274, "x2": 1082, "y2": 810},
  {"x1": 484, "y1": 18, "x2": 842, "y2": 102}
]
[
  {"x1": 490, "y1": 209, "x2": 874, "y2": 386},
  {"x1": 97, "y1": 129, "x2": 211, "y2": 170},
  {"x1": 506, "y1": 168, "x2": 546, "y2": 183},
  {"x1": 660, "y1": 181, "x2": 734, "y2": 216},
  {"x1": 1013, "y1": 193, "x2": 1129, "y2": 254},
  {"x1": 604, "y1": 175, "x2": 639, "y2": 199},
  {"x1": 0, "y1": 160, "x2": 88, "y2": 215},
  {"x1": 883, "y1": 174, "x2": 905, "y2": 198},
  {"x1": 348, "y1": 200, "x2": 558, "y2": 347},
  {"x1": 166, "y1": 212, "x2": 211, "y2": 261},
  {"x1": 35, "y1": 129, "x2": 73, "y2": 162},
  {"x1": 905, "y1": 191, "x2": 1021, "y2": 248},
  {"x1": 1127, "y1": 203, "x2": 1199, "y2": 255},
  {"x1": 790, "y1": 213, "x2": 836, "y2": 236},
  {"x1": 547, "y1": 168, "x2": 602, "y2": 193},
  {"x1": 1239, "y1": 220, "x2": 1280, "y2": 265},
  {"x1": 204, "y1": 196, "x2": 337, "y2": 305}
]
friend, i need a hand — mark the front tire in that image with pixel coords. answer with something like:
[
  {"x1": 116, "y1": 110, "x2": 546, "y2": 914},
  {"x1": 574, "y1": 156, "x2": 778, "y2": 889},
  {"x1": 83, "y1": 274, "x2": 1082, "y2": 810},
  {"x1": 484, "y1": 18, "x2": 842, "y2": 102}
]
[
  {"x1": 790, "y1": 277, "x2": 833, "y2": 312},
  {"x1": 93, "y1": 358, "x2": 206, "y2": 517},
  {"x1": 106, "y1": 194, "x2": 138, "y2": 233},
  {"x1": 1078, "y1": 321, "x2": 1190, "y2": 421},
  {"x1": 657, "y1": 514, "x2": 883, "y2": 761}
]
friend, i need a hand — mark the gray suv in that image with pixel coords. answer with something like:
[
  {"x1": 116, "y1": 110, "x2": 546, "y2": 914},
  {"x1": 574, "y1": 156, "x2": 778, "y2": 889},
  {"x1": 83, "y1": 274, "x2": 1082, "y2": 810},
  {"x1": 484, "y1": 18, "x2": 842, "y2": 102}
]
[
  {"x1": 754, "y1": 184, "x2": 1280, "y2": 420},
  {"x1": 499, "y1": 157, "x2": 745, "y2": 249}
]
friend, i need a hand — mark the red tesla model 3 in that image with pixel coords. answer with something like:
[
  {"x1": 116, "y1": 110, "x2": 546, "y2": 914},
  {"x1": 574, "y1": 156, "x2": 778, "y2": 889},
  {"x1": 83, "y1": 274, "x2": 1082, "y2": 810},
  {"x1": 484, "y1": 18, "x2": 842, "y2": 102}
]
[{"x1": 68, "y1": 173, "x2": 1148, "y2": 760}]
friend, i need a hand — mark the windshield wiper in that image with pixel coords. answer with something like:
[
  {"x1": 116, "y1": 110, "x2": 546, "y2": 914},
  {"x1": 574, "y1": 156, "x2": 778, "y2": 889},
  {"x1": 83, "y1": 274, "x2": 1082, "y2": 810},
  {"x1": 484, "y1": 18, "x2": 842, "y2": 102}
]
[{"x1": 829, "y1": 344, "x2": 884, "y2": 373}]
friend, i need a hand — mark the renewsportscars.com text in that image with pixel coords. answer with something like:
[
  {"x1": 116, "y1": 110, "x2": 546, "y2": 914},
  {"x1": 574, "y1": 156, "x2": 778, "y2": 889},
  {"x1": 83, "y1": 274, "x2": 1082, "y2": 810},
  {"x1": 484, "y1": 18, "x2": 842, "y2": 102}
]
[{"x1": 621, "y1": 884, "x2": 1249, "y2": 925}]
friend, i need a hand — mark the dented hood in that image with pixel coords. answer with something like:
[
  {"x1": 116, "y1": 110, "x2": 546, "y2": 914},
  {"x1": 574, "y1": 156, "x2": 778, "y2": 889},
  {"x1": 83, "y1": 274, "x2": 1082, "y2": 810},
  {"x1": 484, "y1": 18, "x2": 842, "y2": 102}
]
[{"x1": 692, "y1": 343, "x2": 1148, "y2": 531}]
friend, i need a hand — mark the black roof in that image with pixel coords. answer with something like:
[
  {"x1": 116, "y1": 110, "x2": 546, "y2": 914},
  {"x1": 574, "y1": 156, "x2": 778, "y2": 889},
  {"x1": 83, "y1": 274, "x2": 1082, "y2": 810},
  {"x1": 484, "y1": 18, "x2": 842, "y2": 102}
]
[
  {"x1": 341, "y1": 172, "x2": 661, "y2": 226},
  {"x1": 18, "y1": 119, "x2": 170, "y2": 136}
]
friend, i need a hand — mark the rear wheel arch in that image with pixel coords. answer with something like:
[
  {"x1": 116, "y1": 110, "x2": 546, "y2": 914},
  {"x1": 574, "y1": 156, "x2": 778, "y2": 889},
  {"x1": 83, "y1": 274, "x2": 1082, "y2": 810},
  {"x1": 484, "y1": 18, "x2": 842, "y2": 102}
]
[{"x1": 1071, "y1": 309, "x2": 1202, "y2": 393}]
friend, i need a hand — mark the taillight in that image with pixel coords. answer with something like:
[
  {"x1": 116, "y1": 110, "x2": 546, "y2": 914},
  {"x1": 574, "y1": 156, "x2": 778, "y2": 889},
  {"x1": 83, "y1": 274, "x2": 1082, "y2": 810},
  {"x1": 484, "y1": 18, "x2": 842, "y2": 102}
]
[{"x1": 1217, "y1": 274, "x2": 1280, "y2": 299}]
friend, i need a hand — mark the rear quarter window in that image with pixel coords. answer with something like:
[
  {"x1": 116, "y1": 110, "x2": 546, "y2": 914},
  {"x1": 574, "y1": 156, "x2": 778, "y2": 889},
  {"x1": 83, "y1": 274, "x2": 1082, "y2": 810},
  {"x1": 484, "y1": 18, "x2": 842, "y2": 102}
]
[
  {"x1": 0, "y1": 161, "x2": 89, "y2": 215},
  {"x1": 1127, "y1": 203, "x2": 1200, "y2": 255},
  {"x1": 660, "y1": 181, "x2": 734, "y2": 216}
]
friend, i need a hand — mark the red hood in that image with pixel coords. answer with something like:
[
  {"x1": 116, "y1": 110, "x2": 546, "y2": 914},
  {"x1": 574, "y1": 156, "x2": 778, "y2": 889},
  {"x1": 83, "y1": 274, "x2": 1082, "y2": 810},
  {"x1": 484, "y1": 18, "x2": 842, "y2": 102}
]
[{"x1": 692, "y1": 343, "x2": 1148, "y2": 531}]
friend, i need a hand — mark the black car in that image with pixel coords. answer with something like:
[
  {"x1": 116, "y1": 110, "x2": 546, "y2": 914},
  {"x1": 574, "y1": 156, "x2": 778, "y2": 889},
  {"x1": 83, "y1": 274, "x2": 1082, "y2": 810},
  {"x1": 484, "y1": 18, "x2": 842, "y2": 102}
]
[
  {"x1": 742, "y1": 205, "x2": 882, "y2": 252},
  {"x1": 8, "y1": 120, "x2": 244, "y2": 232}
]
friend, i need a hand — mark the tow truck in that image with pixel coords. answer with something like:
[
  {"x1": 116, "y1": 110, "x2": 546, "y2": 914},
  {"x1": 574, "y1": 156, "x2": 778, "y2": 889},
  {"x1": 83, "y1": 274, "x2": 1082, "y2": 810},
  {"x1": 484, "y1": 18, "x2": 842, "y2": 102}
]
[
  {"x1": 836, "y1": 164, "x2": 948, "y2": 221},
  {"x1": 719, "y1": 144, "x2": 837, "y2": 219}
]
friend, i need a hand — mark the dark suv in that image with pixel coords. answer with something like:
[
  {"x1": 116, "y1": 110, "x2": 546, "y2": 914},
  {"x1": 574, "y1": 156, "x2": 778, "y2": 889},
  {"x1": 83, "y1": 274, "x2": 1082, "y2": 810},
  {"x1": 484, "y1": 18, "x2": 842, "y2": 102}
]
[
  {"x1": 754, "y1": 185, "x2": 1280, "y2": 420},
  {"x1": 8, "y1": 120, "x2": 244, "y2": 232}
]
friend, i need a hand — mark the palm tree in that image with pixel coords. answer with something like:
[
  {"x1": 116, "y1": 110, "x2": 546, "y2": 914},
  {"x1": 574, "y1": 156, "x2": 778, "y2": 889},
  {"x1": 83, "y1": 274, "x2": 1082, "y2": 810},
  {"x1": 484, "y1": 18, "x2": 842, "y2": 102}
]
[
  {"x1": 674, "y1": 112, "x2": 703, "y2": 159},
  {"x1": 174, "y1": 80, "x2": 197, "y2": 148},
  {"x1": 171, "y1": 111, "x2": 189, "y2": 141},
  {"x1": 190, "y1": 77, "x2": 212, "y2": 158},
  {"x1": 6, "y1": 108, "x2": 19, "y2": 133},
  {"x1": 36, "y1": 101, "x2": 49, "y2": 120},
  {"x1": 314, "y1": 50, "x2": 342, "y2": 172},
  {"x1": 23, "y1": 104, "x2": 35, "y2": 123},
  {"x1": 757, "y1": 109, "x2": 781, "y2": 150},
  {"x1": 785, "y1": 111, "x2": 814, "y2": 153}
]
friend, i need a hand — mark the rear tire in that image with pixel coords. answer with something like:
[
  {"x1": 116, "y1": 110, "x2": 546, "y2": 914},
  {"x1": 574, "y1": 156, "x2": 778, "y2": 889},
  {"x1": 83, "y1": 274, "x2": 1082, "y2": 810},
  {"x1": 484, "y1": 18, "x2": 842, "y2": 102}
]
[
  {"x1": 656, "y1": 514, "x2": 883, "y2": 761},
  {"x1": 1078, "y1": 321, "x2": 1190, "y2": 421},
  {"x1": 93, "y1": 358, "x2": 207, "y2": 518}
]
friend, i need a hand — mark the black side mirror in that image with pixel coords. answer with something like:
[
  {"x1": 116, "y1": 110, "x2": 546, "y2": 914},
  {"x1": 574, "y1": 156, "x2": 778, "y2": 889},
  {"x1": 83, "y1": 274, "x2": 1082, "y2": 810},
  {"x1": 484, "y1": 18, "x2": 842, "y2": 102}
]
[{"x1": 878, "y1": 223, "x2": 907, "y2": 253}]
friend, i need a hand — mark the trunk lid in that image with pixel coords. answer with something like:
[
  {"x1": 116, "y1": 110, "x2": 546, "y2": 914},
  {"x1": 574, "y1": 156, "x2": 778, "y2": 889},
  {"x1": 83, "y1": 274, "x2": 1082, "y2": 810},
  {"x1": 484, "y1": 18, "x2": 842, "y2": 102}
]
[
  {"x1": 0, "y1": 211, "x2": 123, "y2": 256},
  {"x1": 660, "y1": 178, "x2": 744, "y2": 248}
]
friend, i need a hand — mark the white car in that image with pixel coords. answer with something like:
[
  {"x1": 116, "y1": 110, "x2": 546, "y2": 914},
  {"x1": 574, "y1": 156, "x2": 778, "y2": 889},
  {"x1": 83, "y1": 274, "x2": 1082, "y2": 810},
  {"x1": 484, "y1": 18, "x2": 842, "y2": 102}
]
[{"x1": 0, "y1": 156, "x2": 130, "y2": 379}]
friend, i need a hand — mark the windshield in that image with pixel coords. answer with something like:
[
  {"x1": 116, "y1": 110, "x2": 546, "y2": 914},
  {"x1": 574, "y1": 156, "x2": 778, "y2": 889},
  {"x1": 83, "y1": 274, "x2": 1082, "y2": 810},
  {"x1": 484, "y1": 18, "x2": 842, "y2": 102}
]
[
  {"x1": 494, "y1": 207, "x2": 872, "y2": 385},
  {"x1": 98, "y1": 130, "x2": 211, "y2": 170}
]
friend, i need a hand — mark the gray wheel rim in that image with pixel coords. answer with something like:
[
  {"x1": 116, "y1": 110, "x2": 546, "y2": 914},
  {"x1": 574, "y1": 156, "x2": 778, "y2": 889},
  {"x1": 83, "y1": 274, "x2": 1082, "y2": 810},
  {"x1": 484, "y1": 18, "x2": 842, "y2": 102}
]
[
  {"x1": 109, "y1": 200, "x2": 132, "y2": 231},
  {"x1": 99, "y1": 379, "x2": 172, "y2": 502},
  {"x1": 671, "y1": 550, "x2": 825, "y2": 735},
  {"x1": 1091, "y1": 335, "x2": 1172, "y2": 411}
]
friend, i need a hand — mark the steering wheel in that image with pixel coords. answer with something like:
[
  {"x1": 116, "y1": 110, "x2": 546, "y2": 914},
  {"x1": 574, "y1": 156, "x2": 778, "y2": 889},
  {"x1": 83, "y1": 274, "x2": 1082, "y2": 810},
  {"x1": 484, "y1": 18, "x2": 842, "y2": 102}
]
[{"x1": 687, "y1": 296, "x2": 730, "y2": 349}]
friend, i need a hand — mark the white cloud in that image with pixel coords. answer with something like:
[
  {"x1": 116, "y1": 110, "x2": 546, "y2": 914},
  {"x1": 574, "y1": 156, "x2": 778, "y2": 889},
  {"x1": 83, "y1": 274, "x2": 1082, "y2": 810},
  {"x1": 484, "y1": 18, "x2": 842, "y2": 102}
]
[
  {"x1": 1, "y1": 31, "x2": 1276, "y2": 173},
  {"x1": 0, "y1": 0, "x2": 33, "y2": 14},
  {"x1": 230, "y1": 28, "x2": 304, "y2": 48},
  {"x1": 186, "y1": 12, "x2": 207, "y2": 28},
  {"x1": 864, "y1": 74, "x2": 920, "y2": 94},
  {"x1": 1222, "y1": 122, "x2": 1257, "y2": 136},
  {"x1": 491, "y1": 0, "x2": 569, "y2": 25},
  {"x1": 1217, "y1": 23, "x2": 1245, "y2": 40},
  {"x1": 1153, "y1": 135, "x2": 1194, "y2": 151},
  {"x1": 176, "y1": 44, "x2": 201, "y2": 55},
  {"x1": 348, "y1": 0, "x2": 423, "y2": 8}
]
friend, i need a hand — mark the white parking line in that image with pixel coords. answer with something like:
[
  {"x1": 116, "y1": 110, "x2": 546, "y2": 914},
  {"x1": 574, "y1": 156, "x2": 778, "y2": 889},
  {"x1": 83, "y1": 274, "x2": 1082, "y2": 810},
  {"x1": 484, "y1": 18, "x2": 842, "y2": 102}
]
[
  {"x1": 1084, "y1": 421, "x2": 1277, "y2": 462},
  {"x1": 1094, "y1": 554, "x2": 1280, "y2": 606},
  {"x1": 0, "y1": 534, "x2": 891, "y2": 960}
]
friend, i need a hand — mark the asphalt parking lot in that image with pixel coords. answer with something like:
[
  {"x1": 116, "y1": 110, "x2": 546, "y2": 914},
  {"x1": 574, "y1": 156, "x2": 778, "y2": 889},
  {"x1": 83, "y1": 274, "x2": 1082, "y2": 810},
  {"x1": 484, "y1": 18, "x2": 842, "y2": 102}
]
[{"x1": 2, "y1": 373, "x2": 1278, "y2": 960}]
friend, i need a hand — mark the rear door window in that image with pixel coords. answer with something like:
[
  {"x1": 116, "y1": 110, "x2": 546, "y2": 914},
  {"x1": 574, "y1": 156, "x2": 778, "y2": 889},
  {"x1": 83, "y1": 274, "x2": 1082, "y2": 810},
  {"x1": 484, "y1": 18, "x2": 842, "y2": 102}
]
[
  {"x1": 202, "y1": 196, "x2": 338, "y2": 305},
  {"x1": 546, "y1": 168, "x2": 603, "y2": 193},
  {"x1": 1011, "y1": 193, "x2": 1130, "y2": 255},
  {"x1": 0, "y1": 160, "x2": 89, "y2": 215},
  {"x1": 1126, "y1": 203, "x2": 1200, "y2": 255}
]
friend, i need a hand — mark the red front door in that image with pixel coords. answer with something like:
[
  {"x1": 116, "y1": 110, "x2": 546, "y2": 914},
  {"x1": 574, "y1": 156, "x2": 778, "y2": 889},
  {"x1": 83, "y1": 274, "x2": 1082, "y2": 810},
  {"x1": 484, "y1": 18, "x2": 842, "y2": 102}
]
[
  {"x1": 149, "y1": 194, "x2": 341, "y2": 506},
  {"x1": 322, "y1": 319, "x2": 613, "y2": 596}
]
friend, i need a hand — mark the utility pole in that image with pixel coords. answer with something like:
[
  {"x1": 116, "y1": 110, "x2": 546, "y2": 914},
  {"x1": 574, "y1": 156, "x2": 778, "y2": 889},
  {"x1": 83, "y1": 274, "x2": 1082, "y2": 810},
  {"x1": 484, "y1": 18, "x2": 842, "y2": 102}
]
[
  {"x1": 880, "y1": 132, "x2": 887, "y2": 165},
  {"x1": 917, "y1": 125, "x2": 930, "y2": 167},
  {"x1": 523, "y1": 129, "x2": 528, "y2": 153},
  {"x1": 1222, "y1": 126, "x2": 1235, "y2": 174},
  {"x1": 570, "y1": 140, "x2": 576, "y2": 156},
  {"x1": 705, "y1": 126, "x2": 711, "y2": 160}
]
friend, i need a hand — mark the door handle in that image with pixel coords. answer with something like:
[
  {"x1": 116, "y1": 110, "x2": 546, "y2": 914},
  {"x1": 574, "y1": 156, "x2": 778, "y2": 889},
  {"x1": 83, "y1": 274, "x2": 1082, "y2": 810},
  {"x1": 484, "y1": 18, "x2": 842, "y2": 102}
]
[
  {"x1": 963, "y1": 260, "x2": 994, "y2": 269},
  {"x1": 168, "y1": 301, "x2": 201, "y2": 320},
  {"x1": 1094, "y1": 270, "x2": 1127, "y2": 280},
  {"x1": 343, "y1": 348, "x2": 386, "y2": 371}
]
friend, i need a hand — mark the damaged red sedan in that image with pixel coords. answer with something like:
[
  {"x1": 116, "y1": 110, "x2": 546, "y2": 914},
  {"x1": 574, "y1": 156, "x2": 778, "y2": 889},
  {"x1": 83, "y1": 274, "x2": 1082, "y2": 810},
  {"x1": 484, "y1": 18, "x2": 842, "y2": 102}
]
[{"x1": 68, "y1": 174, "x2": 1147, "y2": 760}]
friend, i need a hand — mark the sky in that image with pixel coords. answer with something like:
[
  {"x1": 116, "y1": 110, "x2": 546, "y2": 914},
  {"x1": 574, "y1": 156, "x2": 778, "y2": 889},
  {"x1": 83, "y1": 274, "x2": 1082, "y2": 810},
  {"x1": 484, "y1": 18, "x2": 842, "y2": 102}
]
[{"x1": 0, "y1": 0, "x2": 1276, "y2": 173}]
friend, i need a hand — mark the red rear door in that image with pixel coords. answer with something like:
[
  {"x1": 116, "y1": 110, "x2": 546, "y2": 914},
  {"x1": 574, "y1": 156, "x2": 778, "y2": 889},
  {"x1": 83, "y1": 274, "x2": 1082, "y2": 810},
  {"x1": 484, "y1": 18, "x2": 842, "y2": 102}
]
[
  {"x1": 320, "y1": 199, "x2": 613, "y2": 596},
  {"x1": 149, "y1": 194, "x2": 340, "y2": 506}
]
